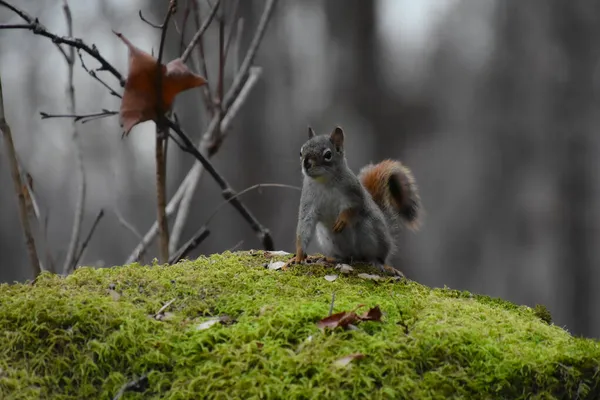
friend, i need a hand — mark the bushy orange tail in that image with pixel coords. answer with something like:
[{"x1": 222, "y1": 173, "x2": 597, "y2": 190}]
[{"x1": 358, "y1": 159, "x2": 422, "y2": 231}]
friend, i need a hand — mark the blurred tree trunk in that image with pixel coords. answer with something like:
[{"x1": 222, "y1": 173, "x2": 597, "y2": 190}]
[
  {"x1": 550, "y1": 0, "x2": 599, "y2": 337},
  {"x1": 323, "y1": 0, "x2": 432, "y2": 154}
]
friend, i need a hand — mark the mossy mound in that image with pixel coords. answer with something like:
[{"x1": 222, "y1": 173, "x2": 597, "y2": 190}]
[{"x1": 1, "y1": 251, "x2": 599, "y2": 399}]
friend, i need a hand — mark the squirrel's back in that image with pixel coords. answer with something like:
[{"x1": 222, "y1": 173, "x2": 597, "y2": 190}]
[{"x1": 358, "y1": 159, "x2": 422, "y2": 234}]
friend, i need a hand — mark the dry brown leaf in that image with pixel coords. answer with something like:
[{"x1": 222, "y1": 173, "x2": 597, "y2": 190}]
[
  {"x1": 359, "y1": 305, "x2": 383, "y2": 322},
  {"x1": 333, "y1": 353, "x2": 365, "y2": 368},
  {"x1": 317, "y1": 304, "x2": 383, "y2": 331},
  {"x1": 114, "y1": 31, "x2": 207, "y2": 136}
]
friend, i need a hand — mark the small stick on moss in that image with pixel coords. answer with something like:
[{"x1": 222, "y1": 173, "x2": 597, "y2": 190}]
[
  {"x1": 154, "y1": 298, "x2": 176, "y2": 318},
  {"x1": 329, "y1": 292, "x2": 336, "y2": 317},
  {"x1": 112, "y1": 375, "x2": 149, "y2": 400},
  {"x1": 0, "y1": 73, "x2": 41, "y2": 277}
]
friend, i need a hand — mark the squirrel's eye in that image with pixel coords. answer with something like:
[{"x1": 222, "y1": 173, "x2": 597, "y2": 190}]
[{"x1": 323, "y1": 149, "x2": 332, "y2": 161}]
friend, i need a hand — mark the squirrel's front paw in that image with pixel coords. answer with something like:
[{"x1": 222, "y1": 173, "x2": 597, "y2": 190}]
[{"x1": 332, "y1": 218, "x2": 346, "y2": 233}]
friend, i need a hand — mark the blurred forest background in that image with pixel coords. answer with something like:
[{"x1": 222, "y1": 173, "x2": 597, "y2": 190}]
[{"x1": 2, "y1": 0, "x2": 600, "y2": 338}]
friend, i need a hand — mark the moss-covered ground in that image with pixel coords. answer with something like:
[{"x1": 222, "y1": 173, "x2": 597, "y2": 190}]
[{"x1": 1, "y1": 251, "x2": 599, "y2": 399}]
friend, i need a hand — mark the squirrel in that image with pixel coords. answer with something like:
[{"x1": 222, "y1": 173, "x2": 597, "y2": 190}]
[{"x1": 286, "y1": 125, "x2": 421, "y2": 276}]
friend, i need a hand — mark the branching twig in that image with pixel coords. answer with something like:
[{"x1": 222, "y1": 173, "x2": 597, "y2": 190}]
[
  {"x1": 0, "y1": 73, "x2": 41, "y2": 277},
  {"x1": 0, "y1": 0, "x2": 125, "y2": 87},
  {"x1": 39, "y1": 110, "x2": 118, "y2": 123},
  {"x1": 1, "y1": 0, "x2": 278, "y2": 266},
  {"x1": 73, "y1": 209, "x2": 105, "y2": 269},
  {"x1": 168, "y1": 0, "x2": 277, "y2": 251},
  {"x1": 77, "y1": 51, "x2": 122, "y2": 98},
  {"x1": 62, "y1": 0, "x2": 88, "y2": 276},
  {"x1": 191, "y1": 0, "x2": 214, "y2": 113}
]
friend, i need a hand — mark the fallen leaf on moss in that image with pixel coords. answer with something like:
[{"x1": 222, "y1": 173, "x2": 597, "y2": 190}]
[
  {"x1": 357, "y1": 273, "x2": 384, "y2": 281},
  {"x1": 268, "y1": 261, "x2": 285, "y2": 270},
  {"x1": 114, "y1": 31, "x2": 207, "y2": 136},
  {"x1": 324, "y1": 275, "x2": 338, "y2": 282},
  {"x1": 317, "y1": 304, "x2": 383, "y2": 331},
  {"x1": 335, "y1": 264, "x2": 354, "y2": 274},
  {"x1": 359, "y1": 305, "x2": 382, "y2": 322},
  {"x1": 196, "y1": 315, "x2": 235, "y2": 330},
  {"x1": 333, "y1": 353, "x2": 365, "y2": 368}
]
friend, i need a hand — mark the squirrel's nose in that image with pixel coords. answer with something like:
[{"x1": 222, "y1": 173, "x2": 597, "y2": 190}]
[{"x1": 303, "y1": 157, "x2": 313, "y2": 170}]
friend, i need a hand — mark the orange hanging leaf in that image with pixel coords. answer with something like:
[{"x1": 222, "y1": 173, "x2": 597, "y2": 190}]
[{"x1": 114, "y1": 31, "x2": 207, "y2": 136}]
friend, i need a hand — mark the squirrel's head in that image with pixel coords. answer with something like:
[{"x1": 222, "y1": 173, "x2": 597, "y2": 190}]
[{"x1": 299, "y1": 126, "x2": 345, "y2": 182}]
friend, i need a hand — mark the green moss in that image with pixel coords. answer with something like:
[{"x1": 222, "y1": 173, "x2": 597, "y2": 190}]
[{"x1": 1, "y1": 251, "x2": 599, "y2": 399}]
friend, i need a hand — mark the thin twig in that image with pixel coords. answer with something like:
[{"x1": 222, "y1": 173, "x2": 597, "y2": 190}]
[
  {"x1": 227, "y1": 239, "x2": 244, "y2": 252},
  {"x1": 203, "y1": 183, "x2": 300, "y2": 226},
  {"x1": 77, "y1": 51, "x2": 122, "y2": 98},
  {"x1": 62, "y1": 0, "x2": 87, "y2": 276},
  {"x1": 178, "y1": 0, "x2": 193, "y2": 55},
  {"x1": 180, "y1": 0, "x2": 220, "y2": 63},
  {"x1": 0, "y1": 0, "x2": 125, "y2": 86},
  {"x1": 223, "y1": 0, "x2": 240, "y2": 61},
  {"x1": 223, "y1": 0, "x2": 277, "y2": 111},
  {"x1": 155, "y1": 298, "x2": 176, "y2": 317},
  {"x1": 73, "y1": 209, "x2": 105, "y2": 269},
  {"x1": 191, "y1": 0, "x2": 214, "y2": 111},
  {"x1": 40, "y1": 110, "x2": 118, "y2": 123},
  {"x1": 168, "y1": 227, "x2": 210, "y2": 264},
  {"x1": 0, "y1": 73, "x2": 41, "y2": 277},
  {"x1": 329, "y1": 292, "x2": 336, "y2": 316},
  {"x1": 139, "y1": 10, "x2": 163, "y2": 29}
]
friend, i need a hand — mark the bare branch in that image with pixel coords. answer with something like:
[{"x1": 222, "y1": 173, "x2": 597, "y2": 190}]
[
  {"x1": 181, "y1": 0, "x2": 220, "y2": 63},
  {"x1": 223, "y1": 0, "x2": 277, "y2": 111},
  {"x1": 191, "y1": 0, "x2": 214, "y2": 112},
  {"x1": 62, "y1": 0, "x2": 88, "y2": 276},
  {"x1": 0, "y1": 0, "x2": 125, "y2": 86},
  {"x1": 73, "y1": 209, "x2": 105, "y2": 269},
  {"x1": 77, "y1": 51, "x2": 122, "y2": 98},
  {"x1": 40, "y1": 110, "x2": 118, "y2": 123},
  {"x1": 0, "y1": 73, "x2": 41, "y2": 277}
]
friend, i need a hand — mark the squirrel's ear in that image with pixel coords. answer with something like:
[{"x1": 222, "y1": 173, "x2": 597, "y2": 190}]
[
  {"x1": 330, "y1": 126, "x2": 344, "y2": 149},
  {"x1": 308, "y1": 126, "x2": 316, "y2": 138}
]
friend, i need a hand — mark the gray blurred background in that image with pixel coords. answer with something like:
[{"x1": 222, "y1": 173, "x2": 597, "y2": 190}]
[{"x1": 2, "y1": 0, "x2": 600, "y2": 338}]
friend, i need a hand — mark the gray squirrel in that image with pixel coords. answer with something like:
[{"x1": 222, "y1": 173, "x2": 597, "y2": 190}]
[{"x1": 285, "y1": 126, "x2": 421, "y2": 276}]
